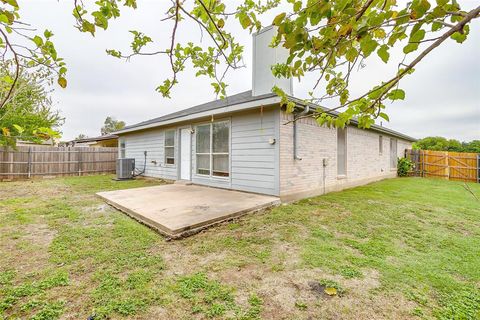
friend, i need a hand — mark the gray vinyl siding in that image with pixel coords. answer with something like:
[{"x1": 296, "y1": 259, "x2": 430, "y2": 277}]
[
  {"x1": 122, "y1": 128, "x2": 178, "y2": 180},
  {"x1": 230, "y1": 109, "x2": 279, "y2": 195},
  {"x1": 120, "y1": 108, "x2": 280, "y2": 196}
]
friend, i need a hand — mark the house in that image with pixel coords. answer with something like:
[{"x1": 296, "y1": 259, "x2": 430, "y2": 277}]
[
  {"x1": 67, "y1": 134, "x2": 118, "y2": 148},
  {"x1": 114, "y1": 26, "x2": 415, "y2": 202}
]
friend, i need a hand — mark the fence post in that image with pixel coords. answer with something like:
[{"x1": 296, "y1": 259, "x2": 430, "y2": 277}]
[
  {"x1": 477, "y1": 154, "x2": 480, "y2": 184},
  {"x1": 27, "y1": 147, "x2": 32, "y2": 179},
  {"x1": 420, "y1": 149, "x2": 423, "y2": 177},
  {"x1": 78, "y1": 148, "x2": 82, "y2": 176},
  {"x1": 445, "y1": 151, "x2": 450, "y2": 180},
  {"x1": 67, "y1": 147, "x2": 71, "y2": 175},
  {"x1": 8, "y1": 149, "x2": 13, "y2": 180}
]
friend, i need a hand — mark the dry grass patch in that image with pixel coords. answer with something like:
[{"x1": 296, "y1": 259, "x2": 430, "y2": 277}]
[{"x1": 1, "y1": 175, "x2": 479, "y2": 319}]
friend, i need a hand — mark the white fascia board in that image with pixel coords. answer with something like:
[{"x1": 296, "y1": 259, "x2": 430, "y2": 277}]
[{"x1": 114, "y1": 96, "x2": 281, "y2": 135}]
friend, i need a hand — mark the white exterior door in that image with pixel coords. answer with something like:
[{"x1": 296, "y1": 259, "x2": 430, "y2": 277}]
[{"x1": 180, "y1": 128, "x2": 191, "y2": 180}]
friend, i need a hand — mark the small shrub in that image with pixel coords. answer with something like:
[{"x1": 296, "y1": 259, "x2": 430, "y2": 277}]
[{"x1": 397, "y1": 158, "x2": 413, "y2": 177}]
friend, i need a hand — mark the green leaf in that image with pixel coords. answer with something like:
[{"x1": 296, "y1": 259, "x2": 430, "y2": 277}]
[
  {"x1": 57, "y1": 77, "x2": 67, "y2": 88},
  {"x1": 411, "y1": 0, "x2": 431, "y2": 18},
  {"x1": 410, "y1": 29, "x2": 426, "y2": 43},
  {"x1": 451, "y1": 31, "x2": 466, "y2": 43},
  {"x1": 44, "y1": 29, "x2": 53, "y2": 38},
  {"x1": 273, "y1": 12, "x2": 286, "y2": 26},
  {"x1": 293, "y1": 1, "x2": 302, "y2": 12},
  {"x1": 4, "y1": 0, "x2": 18, "y2": 8},
  {"x1": 335, "y1": 0, "x2": 351, "y2": 12},
  {"x1": 379, "y1": 112, "x2": 390, "y2": 121},
  {"x1": 368, "y1": 86, "x2": 383, "y2": 100},
  {"x1": 345, "y1": 47, "x2": 358, "y2": 63},
  {"x1": 0, "y1": 14, "x2": 9, "y2": 24},
  {"x1": 82, "y1": 20, "x2": 96, "y2": 35},
  {"x1": 403, "y1": 43, "x2": 418, "y2": 54},
  {"x1": 12, "y1": 124, "x2": 24, "y2": 134},
  {"x1": 377, "y1": 45, "x2": 389, "y2": 63},
  {"x1": 450, "y1": 25, "x2": 469, "y2": 43},
  {"x1": 360, "y1": 37, "x2": 378, "y2": 57},
  {"x1": 32, "y1": 35, "x2": 43, "y2": 47},
  {"x1": 388, "y1": 89, "x2": 405, "y2": 100},
  {"x1": 431, "y1": 21, "x2": 442, "y2": 32},
  {"x1": 238, "y1": 13, "x2": 252, "y2": 29}
]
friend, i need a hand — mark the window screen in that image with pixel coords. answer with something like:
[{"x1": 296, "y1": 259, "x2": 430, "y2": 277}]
[
  {"x1": 379, "y1": 135, "x2": 383, "y2": 154},
  {"x1": 196, "y1": 124, "x2": 211, "y2": 175},
  {"x1": 212, "y1": 122, "x2": 229, "y2": 177},
  {"x1": 337, "y1": 128, "x2": 346, "y2": 176},
  {"x1": 196, "y1": 121, "x2": 229, "y2": 177},
  {"x1": 164, "y1": 130, "x2": 175, "y2": 165}
]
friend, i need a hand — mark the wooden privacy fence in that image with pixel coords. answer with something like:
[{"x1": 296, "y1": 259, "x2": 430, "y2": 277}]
[
  {"x1": 0, "y1": 146, "x2": 118, "y2": 180},
  {"x1": 406, "y1": 149, "x2": 480, "y2": 183}
]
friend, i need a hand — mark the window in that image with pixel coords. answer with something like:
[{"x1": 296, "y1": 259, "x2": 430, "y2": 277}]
[
  {"x1": 164, "y1": 130, "x2": 175, "y2": 165},
  {"x1": 196, "y1": 124, "x2": 210, "y2": 175},
  {"x1": 196, "y1": 121, "x2": 230, "y2": 177},
  {"x1": 379, "y1": 135, "x2": 383, "y2": 155},
  {"x1": 337, "y1": 128, "x2": 346, "y2": 176},
  {"x1": 119, "y1": 139, "x2": 126, "y2": 158},
  {"x1": 212, "y1": 121, "x2": 229, "y2": 177},
  {"x1": 390, "y1": 138, "x2": 397, "y2": 168}
]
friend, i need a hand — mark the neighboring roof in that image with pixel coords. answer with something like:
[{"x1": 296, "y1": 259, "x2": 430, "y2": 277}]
[
  {"x1": 72, "y1": 134, "x2": 118, "y2": 143},
  {"x1": 115, "y1": 90, "x2": 416, "y2": 142}
]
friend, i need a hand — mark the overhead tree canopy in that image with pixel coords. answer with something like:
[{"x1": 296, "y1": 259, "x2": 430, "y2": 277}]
[
  {"x1": 101, "y1": 116, "x2": 126, "y2": 135},
  {"x1": 0, "y1": 0, "x2": 478, "y2": 140}
]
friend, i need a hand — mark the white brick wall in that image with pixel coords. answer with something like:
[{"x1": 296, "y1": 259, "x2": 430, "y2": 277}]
[{"x1": 279, "y1": 111, "x2": 412, "y2": 201}]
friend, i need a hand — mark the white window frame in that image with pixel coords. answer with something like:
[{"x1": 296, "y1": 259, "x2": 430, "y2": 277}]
[
  {"x1": 164, "y1": 130, "x2": 176, "y2": 166},
  {"x1": 337, "y1": 127, "x2": 347, "y2": 177},
  {"x1": 195, "y1": 120, "x2": 230, "y2": 179},
  {"x1": 196, "y1": 123, "x2": 211, "y2": 176}
]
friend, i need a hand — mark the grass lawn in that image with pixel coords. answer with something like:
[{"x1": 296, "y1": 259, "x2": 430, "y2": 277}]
[{"x1": 0, "y1": 175, "x2": 479, "y2": 320}]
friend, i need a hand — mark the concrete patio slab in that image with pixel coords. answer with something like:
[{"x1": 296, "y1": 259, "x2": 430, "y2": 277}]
[{"x1": 96, "y1": 184, "x2": 280, "y2": 238}]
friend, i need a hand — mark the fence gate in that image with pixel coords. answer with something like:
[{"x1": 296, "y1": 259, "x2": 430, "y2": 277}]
[{"x1": 406, "y1": 149, "x2": 479, "y2": 183}]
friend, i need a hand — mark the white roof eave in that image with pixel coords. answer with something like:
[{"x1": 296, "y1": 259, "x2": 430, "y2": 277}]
[{"x1": 114, "y1": 96, "x2": 282, "y2": 135}]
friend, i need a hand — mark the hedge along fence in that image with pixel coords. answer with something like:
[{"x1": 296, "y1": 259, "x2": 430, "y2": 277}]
[
  {"x1": 0, "y1": 146, "x2": 118, "y2": 181},
  {"x1": 406, "y1": 149, "x2": 480, "y2": 183}
]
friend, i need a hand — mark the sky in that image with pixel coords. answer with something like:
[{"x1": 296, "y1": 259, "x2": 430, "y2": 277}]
[{"x1": 19, "y1": 0, "x2": 480, "y2": 141}]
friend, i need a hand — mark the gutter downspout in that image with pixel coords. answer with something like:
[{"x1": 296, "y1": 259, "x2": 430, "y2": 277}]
[{"x1": 293, "y1": 105, "x2": 309, "y2": 160}]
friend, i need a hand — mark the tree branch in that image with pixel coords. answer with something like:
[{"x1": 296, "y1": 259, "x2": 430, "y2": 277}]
[
  {"x1": 285, "y1": 4, "x2": 480, "y2": 125},
  {"x1": 0, "y1": 28, "x2": 20, "y2": 109}
]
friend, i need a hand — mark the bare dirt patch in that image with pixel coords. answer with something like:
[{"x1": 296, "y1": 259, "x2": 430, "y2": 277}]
[
  {"x1": 22, "y1": 223, "x2": 57, "y2": 246},
  {"x1": 216, "y1": 265, "x2": 416, "y2": 320}
]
